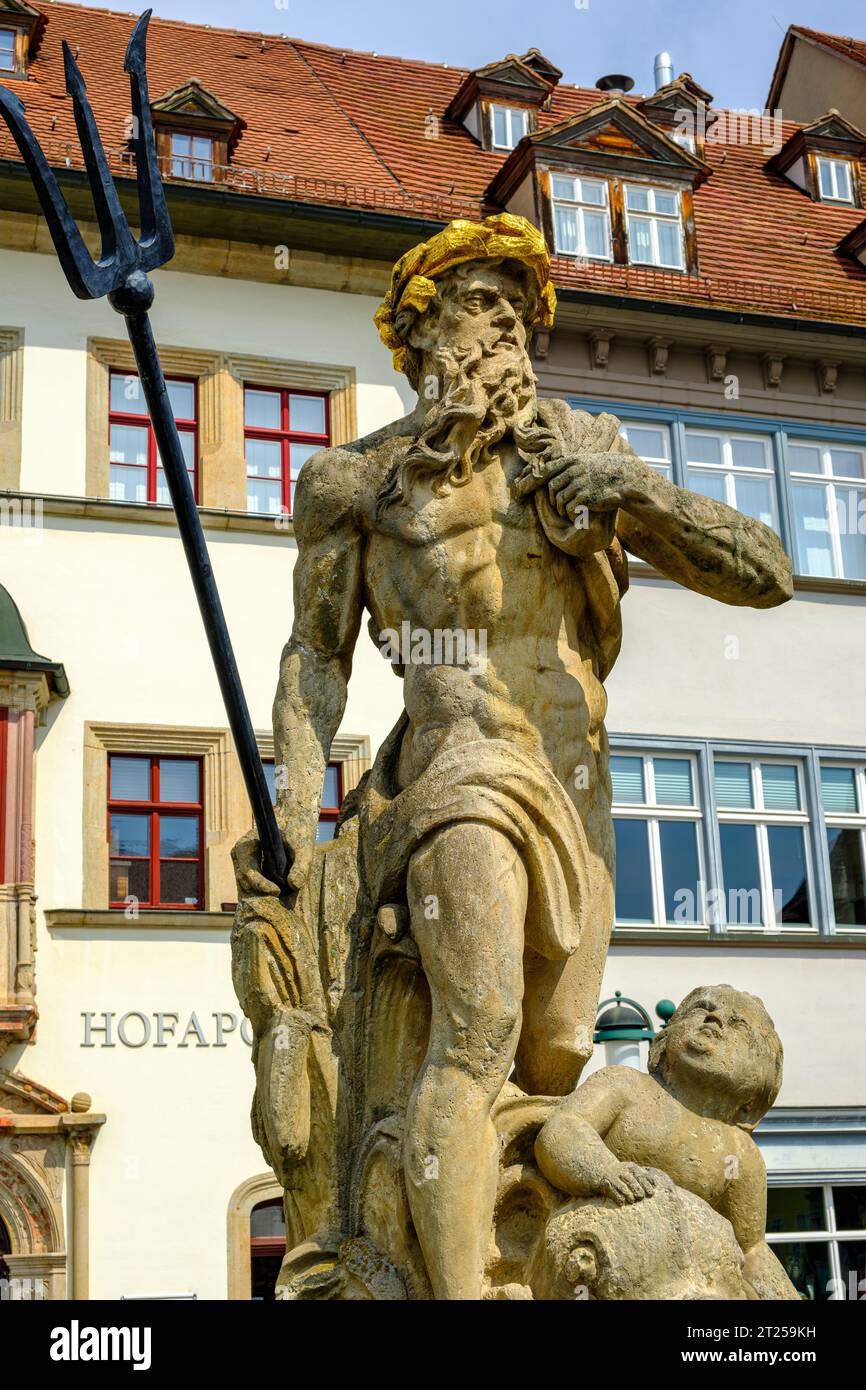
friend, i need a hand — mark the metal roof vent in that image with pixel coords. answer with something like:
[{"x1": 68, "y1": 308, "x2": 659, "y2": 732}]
[
  {"x1": 654, "y1": 51, "x2": 674, "y2": 90},
  {"x1": 596, "y1": 73, "x2": 635, "y2": 94}
]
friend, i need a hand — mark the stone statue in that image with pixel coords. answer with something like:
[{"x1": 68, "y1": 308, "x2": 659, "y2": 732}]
[{"x1": 231, "y1": 213, "x2": 794, "y2": 1300}]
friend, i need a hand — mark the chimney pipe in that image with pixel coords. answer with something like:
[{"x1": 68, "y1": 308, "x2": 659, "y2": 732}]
[
  {"x1": 596, "y1": 73, "x2": 635, "y2": 95},
  {"x1": 654, "y1": 51, "x2": 674, "y2": 90}
]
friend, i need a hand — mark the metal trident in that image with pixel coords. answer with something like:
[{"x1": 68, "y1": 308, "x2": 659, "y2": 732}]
[{"x1": 0, "y1": 11, "x2": 289, "y2": 891}]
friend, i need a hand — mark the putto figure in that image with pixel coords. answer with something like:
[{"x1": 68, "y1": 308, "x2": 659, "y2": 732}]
[{"x1": 232, "y1": 213, "x2": 793, "y2": 1301}]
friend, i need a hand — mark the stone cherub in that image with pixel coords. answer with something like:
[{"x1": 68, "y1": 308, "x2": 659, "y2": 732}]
[
  {"x1": 534, "y1": 985, "x2": 798, "y2": 1299},
  {"x1": 232, "y1": 212, "x2": 794, "y2": 1301}
]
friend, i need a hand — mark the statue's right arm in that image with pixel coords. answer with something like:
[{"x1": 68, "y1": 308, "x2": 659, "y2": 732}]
[
  {"x1": 273, "y1": 446, "x2": 365, "y2": 892},
  {"x1": 535, "y1": 1069, "x2": 658, "y2": 1204}
]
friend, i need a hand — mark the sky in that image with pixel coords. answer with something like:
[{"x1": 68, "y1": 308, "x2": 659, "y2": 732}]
[{"x1": 67, "y1": 0, "x2": 866, "y2": 112}]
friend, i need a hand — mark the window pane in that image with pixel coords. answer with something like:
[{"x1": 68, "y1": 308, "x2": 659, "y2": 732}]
[
  {"x1": 613, "y1": 818, "x2": 653, "y2": 922},
  {"x1": 155, "y1": 466, "x2": 196, "y2": 506},
  {"x1": 761, "y1": 763, "x2": 800, "y2": 811},
  {"x1": 110, "y1": 858, "x2": 149, "y2": 903},
  {"x1": 316, "y1": 820, "x2": 337, "y2": 843},
  {"x1": 109, "y1": 465, "x2": 148, "y2": 504},
  {"x1": 110, "y1": 756, "x2": 149, "y2": 801},
  {"x1": 828, "y1": 449, "x2": 863, "y2": 480},
  {"x1": 166, "y1": 380, "x2": 195, "y2": 420},
  {"x1": 159, "y1": 758, "x2": 199, "y2": 803},
  {"x1": 245, "y1": 389, "x2": 281, "y2": 430},
  {"x1": 552, "y1": 175, "x2": 575, "y2": 200},
  {"x1": 159, "y1": 815, "x2": 200, "y2": 857},
  {"x1": 110, "y1": 812, "x2": 149, "y2": 857},
  {"x1": 110, "y1": 373, "x2": 147, "y2": 413},
  {"x1": 771, "y1": 1241, "x2": 832, "y2": 1300},
  {"x1": 714, "y1": 761, "x2": 753, "y2": 808},
  {"x1": 625, "y1": 185, "x2": 650, "y2": 211},
  {"x1": 322, "y1": 764, "x2": 340, "y2": 807},
  {"x1": 289, "y1": 443, "x2": 318, "y2": 492},
  {"x1": 628, "y1": 215, "x2": 653, "y2": 264},
  {"x1": 767, "y1": 824, "x2": 810, "y2": 925},
  {"x1": 246, "y1": 438, "x2": 282, "y2": 478},
  {"x1": 250, "y1": 1201, "x2": 286, "y2": 1238},
  {"x1": 652, "y1": 189, "x2": 677, "y2": 216},
  {"x1": 621, "y1": 425, "x2": 669, "y2": 461},
  {"x1": 729, "y1": 437, "x2": 767, "y2": 470},
  {"x1": 247, "y1": 478, "x2": 282, "y2": 514},
  {"x1": 580, "y1": 179, "x2": 606, "y2": 207},
  {"x1": 263, "y1": 761, "x2": 276, "y2": 804},
  {"x1": 171, "y1": 133, "x2": 190, "y2": 156},
  {"x1": 687, "y1": 469, "x2": 726, "y2": 503},
  {"x1": 719, "y1": 823, "x2": 762, "y2": 926},
  {"x1": 653, "y1": 757, "x2": 693, "y2": 805},
  {"x1": 655, "y1": 219, "x2": 682, "y2": 268},
  {"x1": 838, "y1": 493, "x2": 866, "y2": 580},
  {"x1": 821, "y1": 766, "x2": 858, "y2": 814},
  {"x1": 818, "y1": 159, "x2": 834, "y2": 198},
  {"x1": 833, "y1": 1186, "x2": 866, "y2": 1231},
  {"x1": 492, "y1": 107, "x2": 508, "y2": 147},
  {"x1": 793, "y1": 483, "x2": 835, "y2": 577},
  {"x1": 554, "y1": 203, "x2": 579, "y2": 254},
  {"x1": 767, "y1": 1186, "x2": 825, "y2": 1234},
  {"x1": 159, "y1": 859, "x2": 200, "y2": 904},
  {"x1": 787, "y1": 443, "x2": 822, "y2": 474},
  {"x1": 610, "y1": 755, "x2": 645, "y2": 803},
  {"x1": 110, "y1": 423, "x2": 148, "y2": 467},
  {"x1": 685, "y1": 432, "x2": 723, "y2": 466},
  {"x1": 836, "y1": 1241, "x2": 866, "y2": 1299},
  {"x1": 659, "y1": 820, "x2": 701, "y2": 922},
  {"x1": 289, "y1": 394, "x2": 326, "y2": 435},
  {"x1": 826, "y1": 827, "x2": 866, "y2": 926},
  {"x1": 583, "y1": 210, "x2": 609, "y2": 258},
  {"x1": 0, "y1": 31, "x2": 15, "y2": 68},
  {"x1": 734, "y1": 475, "x2": 775, "y2": 529}
]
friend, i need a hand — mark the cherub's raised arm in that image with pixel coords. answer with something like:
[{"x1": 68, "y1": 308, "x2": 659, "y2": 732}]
[{"x1": 273, "y1": 447, "x2": 365, "y2": 891}]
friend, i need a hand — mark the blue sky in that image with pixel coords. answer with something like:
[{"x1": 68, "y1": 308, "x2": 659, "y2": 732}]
[{"x1": 82, "y1": 0, "x2": 866, "y2": 111}]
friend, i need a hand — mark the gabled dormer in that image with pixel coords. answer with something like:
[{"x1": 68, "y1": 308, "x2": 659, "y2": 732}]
[
  {"x1": 639, "y1": 72, "x2": 714, "y2": 155},
  {"x1": 766, "y1": 110, "x2": 866, "y2": 206},
  {"x1": 0, "y1": 0, "x2": 45, "y2": 80},
  {"x1": 486, "y1": 97, "x2": 709, "y2": 272},
  {"x1": 151, "y1": 78, "x2": 242, "y2": 184},
  {"x1": 445, "y1": 49, "x2": 560, "y2": 152}
]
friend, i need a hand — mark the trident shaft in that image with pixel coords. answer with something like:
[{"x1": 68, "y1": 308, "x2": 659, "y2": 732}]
[{"x1": 0, "y1": 11, "x2": 288, "y2": 891}]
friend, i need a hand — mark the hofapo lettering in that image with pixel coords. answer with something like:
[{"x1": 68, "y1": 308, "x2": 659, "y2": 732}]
[{"x1": 81, "y1": 1011, "x2": 253, "y2": 1048}]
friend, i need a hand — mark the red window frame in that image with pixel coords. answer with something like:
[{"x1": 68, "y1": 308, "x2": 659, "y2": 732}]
[
  {"x1": 262, "y1": 758, "x2": 342, "y2": 841},
  {"x1": 107, "y1": 754, "x2": 204, "y2": 910},
  {"x1": 0, "y1": 707, "x2": 7, "y2": 878},
  {"x1": 244, "y1": 386, "x2": 329, "y2": 517},
  {"x1": 108, "y1": 371, "x2": 199, "y2": 504}
]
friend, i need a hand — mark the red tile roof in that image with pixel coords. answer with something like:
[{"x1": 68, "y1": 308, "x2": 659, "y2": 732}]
[
  {"x1": 1, "y1": 2, "x2": 865, "y2": 326},
  {"x1": 790, "y1": 25, "x2": 866, "y2": 71}
]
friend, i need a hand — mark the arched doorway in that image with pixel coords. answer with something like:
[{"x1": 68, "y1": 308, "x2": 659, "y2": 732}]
[
  {"x1": 249, "y1": 1197, "x2": 286, "y2": 1301},
  {"x1": 226, "y1": 1172, "x2": 285, "y2": 1299}
]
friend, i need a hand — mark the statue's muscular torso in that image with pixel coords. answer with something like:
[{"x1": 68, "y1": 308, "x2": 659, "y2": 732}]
[{"x1": 352, "y1": 428, "x2": 611, "y2": 806}]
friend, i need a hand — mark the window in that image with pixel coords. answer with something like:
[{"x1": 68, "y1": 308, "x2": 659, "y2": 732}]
[
  {"x1": 108, "y1": 755, "x2": 203, "y2": 909},
  {"x1": 0, "y1": 28, "x2": 15, "y2": 72},
  {"x1": 263, "y1": 760, "x2": 343, "y2": 843},
  {"x1": 245, "y1": 387, "x2": 329, "y2": 516},
  {"x1": 685, "y1": 429, "x2": 779, "y2": 532},
  {"x1": 249, "y1": 1198, "x2": 286, "y2": 1301},
  {"x1": 767, "y1": 1184, "x2": 866, "y2": 1300},
  {"x1": 787, "y1": 440, "x2": 866, "y2": 581},
  {"x1": 551, "y1": 175, "x2": 612, "y2": 260},
  {"x1": 618, "y1": 422, "x2": 672, "y2": 481},
  {"x1": 0, "y1": 706, "x2": 6, "y2": 877},
  {"x1": 611, "y1": 752, "x2": 704, "y2": 927},
  {"x1": 821, "y1": 763, "x2": 866, "y2": 928},
  {"x1": 170, "y1": 132, "x2": 213, "y2": 182},
  {"x1": 714, "y1": 758, "x2": 813, "y2": 930},
  {"x1": 490, "y1": 105, "x2": 528, "y2": 151},
  {"x1": 109, "y1": 371, "x2": 197, "y2": 504},
  {"x1": 624, "y1": 184, "x2": 684, "y2": 269},
  {"x1": 816, "y1": 156, "x2": 853, "y2": 204}
]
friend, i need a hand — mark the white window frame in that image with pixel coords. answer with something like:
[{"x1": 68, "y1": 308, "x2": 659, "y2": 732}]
[
  {"x1": 490, "y1": 104, "x2": 528, "y2": 151},
  {"x1": 551, "y1": 174, "x2": 612, "y2": 261},
  {"x1": 821, "y1": 760, "x2": 866, "y2": 932},
  {"x1": 685, "y1": 427, "x2": 780, "y2": 533},
  {"x1": 714, "y1": 756, "x2": 816, "y2": 932},
  {"x1": 624, "y1": 183, "x2": 685, "y2": 270},
  {"x1": 612, "y1": 751, "x2": 706, "y2": 929},
  {"x1": 816, "y1": 156, "x2": 854, "y2": 205},
  {"x1": 766, "y1": 1181, "x2": 866, "y2": 1300},
  {"x1": 618, "y1": 420, "x2": 673, "y2": 480},
  {"x1": 170, "y1": 131, "x2": 214, "y2": 182},
  {"x1": 787, "y1": 438, "x2": 866, "y2": 581}
]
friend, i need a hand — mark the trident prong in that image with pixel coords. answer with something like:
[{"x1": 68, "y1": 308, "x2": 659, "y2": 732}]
[{"x1": 0, "y1": 12, "x2": 289, "y2": 892}]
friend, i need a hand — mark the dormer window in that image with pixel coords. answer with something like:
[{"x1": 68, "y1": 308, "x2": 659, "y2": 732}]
[
  {"x1": 170, "y1": 132, "x2": 213, "y2": 183},
  {"x1": 0, "y1": 1, "x2": 44, "y2": 79},
  {"x1": 625, "y1": 184, "x2": 684, "y2": 269},
  {"x1": 817, "y1": 156, "x2": 854, "y2": 204},
  {"x1": 491, "y1": 105, "x2": 529, "y2": 151},
  {"x1": 551, "y1": 175, "x2": 611, "y2": 259}
]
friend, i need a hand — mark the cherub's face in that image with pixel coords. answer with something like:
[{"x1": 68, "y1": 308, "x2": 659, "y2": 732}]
[{"x1": 662, "y1": 986, "x2": 775, "y2": 1114}]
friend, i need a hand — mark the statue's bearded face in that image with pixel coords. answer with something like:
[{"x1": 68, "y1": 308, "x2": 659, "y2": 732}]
[{"x1": 377, "y1": 259, "x2": 543, "y2": 510}]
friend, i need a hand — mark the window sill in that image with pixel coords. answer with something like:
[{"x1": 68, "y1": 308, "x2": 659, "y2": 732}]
[
  {"x1": 627, "y1": 556, "x2": 866, "y2": 597},
  {"x1": 610, "y1": 926, "x2": 866, "y2": 948},
  {"x1": 2, "y1": 490, "x2": 295, "y2": 537},
  {"x1": 45, "y1": 908, "x2": 233, "y2": 930}
]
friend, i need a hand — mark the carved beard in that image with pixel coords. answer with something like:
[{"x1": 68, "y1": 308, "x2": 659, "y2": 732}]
[{"x1": 376, "y1": 337, "x2": 546, "y2": 514}]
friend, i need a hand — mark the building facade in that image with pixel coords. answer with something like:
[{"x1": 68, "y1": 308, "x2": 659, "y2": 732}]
[{"x1": 0, "y1": 4, "x2": 864, "y2": 1300}]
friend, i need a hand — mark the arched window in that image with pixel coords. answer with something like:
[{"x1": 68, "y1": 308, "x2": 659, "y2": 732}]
[
  {"x1": 0, "y1": 1211, "x2": 11, "y2": 1281},
  {"x1": 249, "y1": 1197, "x2": 286, "y2": 1301}
]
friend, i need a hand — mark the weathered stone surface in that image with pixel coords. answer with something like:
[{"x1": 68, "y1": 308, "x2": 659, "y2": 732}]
[{"x1": 232, "y1": 213, "x2": 795, "y2": 1300}]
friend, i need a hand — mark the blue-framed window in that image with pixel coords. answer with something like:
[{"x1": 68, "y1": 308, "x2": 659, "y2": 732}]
[
  {"x1": 576, "y1": 400, "x2": 866, "y2": 583},
  {"x1": 611, "y1": 736, "x2": 866, "y2": 936}
]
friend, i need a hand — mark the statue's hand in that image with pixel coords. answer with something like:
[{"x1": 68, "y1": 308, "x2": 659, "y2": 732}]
[
  {"x1": 544, "y1": 450, "x2": 657, "y2": 520},
  {"x1": 232, "y1": 803, "x2": 317, "y2": 898},
  {"x1": 600, "y1": 1161, "x2": 668, "y2": 1205}
]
